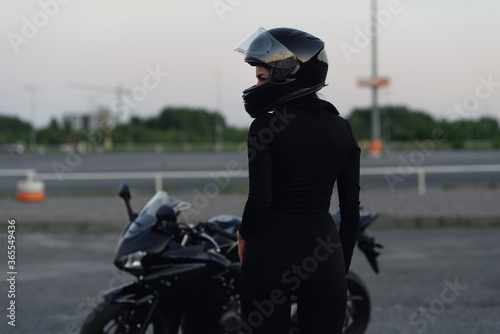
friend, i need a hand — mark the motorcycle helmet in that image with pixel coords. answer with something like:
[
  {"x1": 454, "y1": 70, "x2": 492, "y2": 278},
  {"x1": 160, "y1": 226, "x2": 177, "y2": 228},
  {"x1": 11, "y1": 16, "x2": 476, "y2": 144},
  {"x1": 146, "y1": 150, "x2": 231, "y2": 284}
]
[{"x1": 235, "y1": 27, "x2": 328, "y2": 118}]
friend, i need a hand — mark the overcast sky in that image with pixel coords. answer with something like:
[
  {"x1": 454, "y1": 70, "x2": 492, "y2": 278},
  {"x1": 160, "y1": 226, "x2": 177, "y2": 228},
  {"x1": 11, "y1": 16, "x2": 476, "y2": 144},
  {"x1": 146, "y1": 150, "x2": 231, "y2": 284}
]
[{"x1": 1, "y1": 0, "x2": 499, "y2": 129}]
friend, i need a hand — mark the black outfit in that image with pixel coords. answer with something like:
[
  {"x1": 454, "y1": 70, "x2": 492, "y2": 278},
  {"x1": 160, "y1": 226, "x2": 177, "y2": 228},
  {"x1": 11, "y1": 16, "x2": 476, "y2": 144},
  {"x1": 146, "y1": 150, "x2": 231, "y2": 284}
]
[{"x1": 239, "y1": 96, "x2": 360, "y2": 334}]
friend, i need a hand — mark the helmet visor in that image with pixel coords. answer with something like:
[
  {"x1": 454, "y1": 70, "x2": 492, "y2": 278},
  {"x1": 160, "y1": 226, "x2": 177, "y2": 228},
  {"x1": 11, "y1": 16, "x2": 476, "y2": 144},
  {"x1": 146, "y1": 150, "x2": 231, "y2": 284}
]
[{"x1": 235, "y1": 27, "x2": 297, "y2": 69}]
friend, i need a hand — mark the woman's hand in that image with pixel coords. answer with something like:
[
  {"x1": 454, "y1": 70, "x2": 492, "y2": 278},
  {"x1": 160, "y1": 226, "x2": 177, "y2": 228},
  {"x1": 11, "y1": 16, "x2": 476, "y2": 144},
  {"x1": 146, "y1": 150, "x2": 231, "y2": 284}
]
[{"x1": 237, "y1": 231, "x2": 247, "y2": 262}]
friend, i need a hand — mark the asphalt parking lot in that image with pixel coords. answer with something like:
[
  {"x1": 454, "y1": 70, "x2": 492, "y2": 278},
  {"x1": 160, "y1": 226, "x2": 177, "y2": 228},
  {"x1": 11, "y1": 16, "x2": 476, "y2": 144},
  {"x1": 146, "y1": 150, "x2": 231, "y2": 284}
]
[{"x1": 0, "y1": 227, "x2": 499, "y2": 334}]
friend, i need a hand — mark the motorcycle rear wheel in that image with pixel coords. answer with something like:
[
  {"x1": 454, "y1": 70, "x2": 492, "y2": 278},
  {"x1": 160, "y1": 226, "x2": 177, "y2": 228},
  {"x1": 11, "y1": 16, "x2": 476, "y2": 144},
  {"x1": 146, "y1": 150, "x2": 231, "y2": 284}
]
[
  {"x1": 79, "y1": 301, "x2": 176, "y2": 334},
  {"x1": 343, "y1": 271, "x2": 371, "y2": 334},
  {"x1": 289, "y1": 271, "x2": 371, "y2": 334}
]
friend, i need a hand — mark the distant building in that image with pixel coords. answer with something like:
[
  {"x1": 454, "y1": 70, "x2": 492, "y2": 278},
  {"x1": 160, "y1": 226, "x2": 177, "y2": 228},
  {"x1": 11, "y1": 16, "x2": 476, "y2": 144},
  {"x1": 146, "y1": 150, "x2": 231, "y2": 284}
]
[{"x1": 63, "y1": 108, "x2": 114, "y2": 132}]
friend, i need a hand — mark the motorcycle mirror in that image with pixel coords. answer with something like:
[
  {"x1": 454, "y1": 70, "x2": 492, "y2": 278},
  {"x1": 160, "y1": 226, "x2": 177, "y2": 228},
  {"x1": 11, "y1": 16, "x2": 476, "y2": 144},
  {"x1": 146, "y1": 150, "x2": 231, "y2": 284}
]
[
  {"x1": 118, "y1": 182, "x2": 131, "y2": 200},
  {"x1": 118, "y1": 182, "x2": 137, "y2": 221}
]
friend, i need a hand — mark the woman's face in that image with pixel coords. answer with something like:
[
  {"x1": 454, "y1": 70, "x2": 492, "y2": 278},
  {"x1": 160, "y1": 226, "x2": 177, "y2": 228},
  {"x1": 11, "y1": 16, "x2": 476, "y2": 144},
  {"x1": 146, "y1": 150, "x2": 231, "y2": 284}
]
[{"x1": 255, "y1": 65, "x2": 270, "y2": 86}]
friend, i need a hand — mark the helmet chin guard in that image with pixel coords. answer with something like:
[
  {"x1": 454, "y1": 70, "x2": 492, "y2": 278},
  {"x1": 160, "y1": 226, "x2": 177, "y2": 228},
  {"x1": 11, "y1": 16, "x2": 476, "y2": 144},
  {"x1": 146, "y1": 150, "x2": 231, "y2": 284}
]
[{"x1": 235, "y1": 27, "x2": 328, "y2": 118}]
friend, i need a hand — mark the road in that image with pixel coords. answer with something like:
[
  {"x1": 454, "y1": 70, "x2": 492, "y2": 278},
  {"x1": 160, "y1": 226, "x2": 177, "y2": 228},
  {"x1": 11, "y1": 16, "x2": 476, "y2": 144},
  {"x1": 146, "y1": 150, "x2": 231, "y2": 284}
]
[
  {"x1": 0, "y1": 227, "x2": 498, "y2": 333},
  {"x1": 1, "y1": 150, "x2": 500, "y2": 196}
]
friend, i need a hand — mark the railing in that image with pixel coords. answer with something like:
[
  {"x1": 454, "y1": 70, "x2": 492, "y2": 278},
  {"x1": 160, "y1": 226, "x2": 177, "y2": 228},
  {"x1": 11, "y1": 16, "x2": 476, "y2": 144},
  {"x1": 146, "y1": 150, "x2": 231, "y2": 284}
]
[
  {"x1": 360, "y1": 165, "x2": 500, "y2": 194},
  {"x1": 0, "y1": 169, "x2": 36, "y2": 177},
  {"x1": 34, "y1": 170, "x2": 248, "y2": 194},
  {"x1": 1, "y1": 165, "x2": 500, "y2": 195}
]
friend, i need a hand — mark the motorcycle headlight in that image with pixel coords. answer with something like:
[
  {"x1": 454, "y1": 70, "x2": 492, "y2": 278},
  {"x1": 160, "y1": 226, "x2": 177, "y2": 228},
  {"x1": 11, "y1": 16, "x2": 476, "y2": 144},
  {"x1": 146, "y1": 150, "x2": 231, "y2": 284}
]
[{"x1": 120, "y1": 250, "x2": 147, "y2": 270}]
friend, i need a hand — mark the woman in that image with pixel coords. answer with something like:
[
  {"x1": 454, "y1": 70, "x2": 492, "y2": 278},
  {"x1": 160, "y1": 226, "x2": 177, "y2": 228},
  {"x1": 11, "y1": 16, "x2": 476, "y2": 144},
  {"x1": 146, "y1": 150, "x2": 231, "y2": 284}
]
[{"x1": 234, "y1": 27, "x2": 361, "y2": 333}]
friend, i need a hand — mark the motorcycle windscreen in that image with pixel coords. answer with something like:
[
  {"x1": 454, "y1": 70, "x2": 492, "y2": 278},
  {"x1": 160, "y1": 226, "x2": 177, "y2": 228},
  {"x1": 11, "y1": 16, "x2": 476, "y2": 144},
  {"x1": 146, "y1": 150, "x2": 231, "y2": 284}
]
[
  {"x1": 123, "y1": 191, "x2": 185, "y2": 239},
  {"x1": 115, "y1": 191, "x2": 174, "y2": 262}
]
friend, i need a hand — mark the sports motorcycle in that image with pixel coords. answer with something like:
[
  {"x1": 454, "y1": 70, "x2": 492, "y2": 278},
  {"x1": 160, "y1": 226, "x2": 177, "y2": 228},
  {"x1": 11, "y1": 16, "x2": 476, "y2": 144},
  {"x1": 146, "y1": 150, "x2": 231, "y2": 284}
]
[{"x1": 80, "y1": 182, "x2": 382, "y2": 334}]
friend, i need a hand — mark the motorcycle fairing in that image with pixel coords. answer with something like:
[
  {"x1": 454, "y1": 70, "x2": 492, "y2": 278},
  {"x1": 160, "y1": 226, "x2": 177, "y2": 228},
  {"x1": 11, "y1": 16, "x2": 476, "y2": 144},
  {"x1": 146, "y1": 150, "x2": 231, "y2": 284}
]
[
  {"x1": 162, "y1": 244, "x2": 231, "y2": 269},
  {"x1": 103, "y1": 263, "x2": 210, "y2": 305},
  {"x1": 114, "y1": 232, "x2": 172, "y2": 266},
  {"x1": 144, "y1": 263, "x2": 208, "y2": 281},
  {"x1": 103, "y1": 282, "x2": 155, "y2": 305}
]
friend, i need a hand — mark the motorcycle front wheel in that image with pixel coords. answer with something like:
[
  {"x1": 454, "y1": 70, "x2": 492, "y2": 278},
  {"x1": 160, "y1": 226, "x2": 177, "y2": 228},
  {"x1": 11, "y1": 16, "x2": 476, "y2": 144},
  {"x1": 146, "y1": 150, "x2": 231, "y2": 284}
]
[{"x1": 79, "y1": 301, "x2": 177, "y2": 334}]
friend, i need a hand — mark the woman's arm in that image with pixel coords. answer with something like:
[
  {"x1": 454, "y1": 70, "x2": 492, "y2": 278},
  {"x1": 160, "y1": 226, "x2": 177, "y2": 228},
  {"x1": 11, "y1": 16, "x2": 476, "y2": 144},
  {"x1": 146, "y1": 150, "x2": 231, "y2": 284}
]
[
  {"x1": 238, "y1": 117, "x2": 273, "y2": 249},
  {"x1": 337, "y1": 125, "x2": 361, "y2": 273}
]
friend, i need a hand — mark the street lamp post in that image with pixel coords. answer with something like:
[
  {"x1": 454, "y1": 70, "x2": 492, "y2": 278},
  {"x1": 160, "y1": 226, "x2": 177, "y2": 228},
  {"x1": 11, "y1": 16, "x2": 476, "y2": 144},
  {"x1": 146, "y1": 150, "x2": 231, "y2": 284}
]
[
  {"x1": 214, "y1": 70, "x2": 223, "y2": 152},
  {"x1": 358, "y1": 0, "x2": 389, "y2": 158},
  {"x1": 25, "y1": 84, "x2": 37, "y2": 152},
  {"x1": 370, "y1": 0, "x2": 381, "y2": 157}
]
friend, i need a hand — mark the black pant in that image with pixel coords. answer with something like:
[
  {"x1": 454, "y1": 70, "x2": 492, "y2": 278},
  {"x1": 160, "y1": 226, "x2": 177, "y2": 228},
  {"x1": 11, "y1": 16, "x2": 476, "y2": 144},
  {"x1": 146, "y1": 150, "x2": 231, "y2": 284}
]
[{"x1": 239, "y1": 212, "x2": 347, "y2": 334}]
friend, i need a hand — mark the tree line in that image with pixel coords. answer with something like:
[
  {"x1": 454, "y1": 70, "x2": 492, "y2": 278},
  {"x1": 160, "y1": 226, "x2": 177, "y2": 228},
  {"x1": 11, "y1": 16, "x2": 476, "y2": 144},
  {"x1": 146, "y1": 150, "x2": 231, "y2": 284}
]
[
  {"x1": 348, "y1": 106, "x2": 500, "y2": 148},
  {"x1": 1, "y1": 105, "x2": 499, "y2": 149},
  {"x1": 0, "y1": 107, "x2": 248, "y2": 147}
]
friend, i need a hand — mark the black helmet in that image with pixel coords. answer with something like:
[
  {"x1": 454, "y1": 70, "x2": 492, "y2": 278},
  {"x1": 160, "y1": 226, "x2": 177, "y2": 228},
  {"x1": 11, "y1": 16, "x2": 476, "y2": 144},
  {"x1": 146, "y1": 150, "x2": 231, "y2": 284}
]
[{"x1": 235, "y1": 27, "x2": 328, "y2": 118}]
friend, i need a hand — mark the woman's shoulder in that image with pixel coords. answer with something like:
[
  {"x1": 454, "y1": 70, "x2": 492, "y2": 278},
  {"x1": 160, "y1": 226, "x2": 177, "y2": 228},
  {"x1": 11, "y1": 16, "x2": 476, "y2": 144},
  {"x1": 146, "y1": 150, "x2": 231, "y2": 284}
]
[
  {"x1": 250, "y1": 111, "x2": 277, "y2": 127},
  {"x1": 287, "y1": 96, "x2": 341, "y2": 116}
]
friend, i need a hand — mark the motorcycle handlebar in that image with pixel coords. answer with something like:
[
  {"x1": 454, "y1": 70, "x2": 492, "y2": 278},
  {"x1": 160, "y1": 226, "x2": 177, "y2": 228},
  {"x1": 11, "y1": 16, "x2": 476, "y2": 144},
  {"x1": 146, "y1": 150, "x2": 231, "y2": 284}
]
[
  {"x1": 198, "y1": 223, "x2": 238, "y2": 242},
  {"x1": 214, "y1": 228, "x2": 238, "y2": 242}
]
